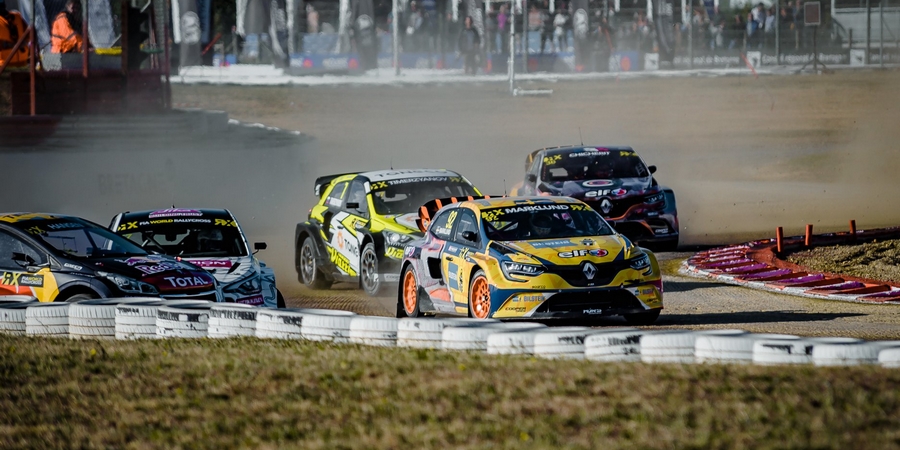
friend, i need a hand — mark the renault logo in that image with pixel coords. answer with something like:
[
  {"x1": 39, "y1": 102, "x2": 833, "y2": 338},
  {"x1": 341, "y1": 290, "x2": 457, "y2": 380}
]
[
  {"x1": 583, "y1": 262, "x2": 597, "y2": 280},
  {"x1": 599, "y1": 198, "x2": 613, "y2": 215}
]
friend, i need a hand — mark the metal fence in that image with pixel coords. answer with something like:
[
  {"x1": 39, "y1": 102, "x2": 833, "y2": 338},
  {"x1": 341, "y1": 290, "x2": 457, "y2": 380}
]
[{"x1": 227, "y1": 0, "x2": 899, "y2": 72}]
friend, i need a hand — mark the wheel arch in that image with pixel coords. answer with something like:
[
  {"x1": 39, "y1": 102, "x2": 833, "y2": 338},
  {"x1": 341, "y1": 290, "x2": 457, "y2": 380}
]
[{"x1": 54, "y1": 283, "x2": 101, "y2": 302}]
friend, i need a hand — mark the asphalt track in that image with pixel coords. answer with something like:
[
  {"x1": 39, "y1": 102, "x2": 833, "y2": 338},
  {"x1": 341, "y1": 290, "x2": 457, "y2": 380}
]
[{"x1": 2, "y1": 71, "x2": 899, "y2": 339}]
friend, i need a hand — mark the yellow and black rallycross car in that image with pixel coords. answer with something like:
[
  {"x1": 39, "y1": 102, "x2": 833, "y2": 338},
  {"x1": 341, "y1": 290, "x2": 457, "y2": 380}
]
[
  {"x1": 295, "y1": 169, "x2": 481, "y2": 296},
  {"x1": 397, "y1": 196, "x2": 664, "y2": 324}
]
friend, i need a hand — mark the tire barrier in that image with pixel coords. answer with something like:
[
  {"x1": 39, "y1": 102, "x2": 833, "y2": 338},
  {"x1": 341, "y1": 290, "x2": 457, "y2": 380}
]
[
  {"x1": 583, "y1": 328, "x2": 655, "y2": 362},
  {"x1": 877, "y1": 347, "x2": 900, "y2": 368},
  {"x1": 442, "y1": 322, "x2": 548, "y2": 351},
  {"x1": 208, "y1": 304, "x2": 258, "y2": 338},
  {"x1": 301, "y1": 312, "x2": 359, "y2": 343},
  {"x1": 0, "y1": 301, "x2": 38, "y2": 336},
  {"x1": 116, "y1": 300, "x2": 212, "y2": 340},
  {"x1": 533, "y1": 327, "x2": 612, "y2": 360},
  {"x1": 157, "y1": 303, "x2": 215, "y2": 339},
  {"x1": 695, "y1": 334, "x2": 800, "y2": 364},
  {"x1": 641, "y1": 329, "x2": 746, "y2": 363},
  {"x1": 256, "y1": 308, "x2": 356, "y2": 339},
  {"x1": 813, "y1": 341, "x2": 900, "y2": 366},
  {"x1": 398, "y1": 317, "x2": 498, "y2": 349},
  {"x1": 0, "y1": 295, "x2": 37, "y2": 303},
  {"x1": 349, "y1": 316, "x2": 399, "y2": 347},
  {"x1": 69, "y1": 298, "x2": 161, "y2": 340},
  {"x1": 752, "y1": 337, "x2": 862, "y2": 365},
  {"x1": 486, "y1": 328, "x2": 548, "y2": 355},
  {"x1": 25, "y1": 303, "x2": 70, "y2": 337}
]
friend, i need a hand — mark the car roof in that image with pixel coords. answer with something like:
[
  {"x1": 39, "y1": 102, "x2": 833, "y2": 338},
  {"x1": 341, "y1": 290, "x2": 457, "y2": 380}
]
[
  {"x1": 0, "y1": 213, "x2": 83, "y2": 229},
  {"x1": 540, "y1": 145, "x2": 636, "y2": 156},
  {"x1": 359, "y1": 168, "x2": 462, "y2": 182},
  {"x1": 464, "y1": 196, "x2": 584, "y2": 210},
  {"x1": 117, "y1": 208, "x2": 235, "y2": 223}
]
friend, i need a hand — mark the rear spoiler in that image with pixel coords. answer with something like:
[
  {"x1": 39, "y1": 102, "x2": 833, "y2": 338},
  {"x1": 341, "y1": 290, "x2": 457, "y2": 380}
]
[
  {"x1": 314, "y1": 172, "x2": 359, "y2": 197},
  {"x1": 416, "y1": 195, "x2": 495, "y2": 233}
]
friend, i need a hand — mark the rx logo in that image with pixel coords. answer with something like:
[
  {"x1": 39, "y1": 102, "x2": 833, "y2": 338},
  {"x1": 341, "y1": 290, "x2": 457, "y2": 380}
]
[
  {"x1": 118, "y1": 221, "x2": 138, "y2": 231},
  {"x1": 543, "y1": 155, "x2": 562, "y2": 165},
  {"x1": 481, "y1": 210, "x2": 504, "y2": 222},
  {"x1": 371, "y1": 181, "x2": 388, "y2": 190},
  {"x1": 215, "y1": 219, "x2": 236, "y2": 227}
]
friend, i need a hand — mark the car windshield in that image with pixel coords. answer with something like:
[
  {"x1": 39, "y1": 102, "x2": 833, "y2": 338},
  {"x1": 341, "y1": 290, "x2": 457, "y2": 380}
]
[
  {"x1": 481, "y1": 205, "x2": 615, "y2": 241},
  {"x1": 118, "y1": 221, "x2": 248, "y2": 257},
  {"x1": 541, "y1": 149, "x2": 649, "y2": 181},
  {"x1": 22, "y1": 218, "x2": 147, "y2": 259},
  {"x1": 371, "y1": 178, "x2": 479, "y2": 215}
]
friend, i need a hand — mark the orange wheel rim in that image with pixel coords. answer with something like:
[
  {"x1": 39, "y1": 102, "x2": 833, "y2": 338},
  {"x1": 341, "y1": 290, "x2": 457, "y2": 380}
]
[
  {"x1": 403, "y1": 270, "x2": 418, "y2": 315},
  {"x1": 471, "y1": 276, "x2": 491, "y2": 319}
]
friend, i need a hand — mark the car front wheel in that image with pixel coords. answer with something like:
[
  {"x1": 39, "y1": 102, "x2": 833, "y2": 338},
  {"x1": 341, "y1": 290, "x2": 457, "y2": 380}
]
[
  {"x1": 468, "y1": 269, "x2": 492, "y2": 320},
  {"x1": 397, "y1": 265, "x2": 420, "y2": 318}
]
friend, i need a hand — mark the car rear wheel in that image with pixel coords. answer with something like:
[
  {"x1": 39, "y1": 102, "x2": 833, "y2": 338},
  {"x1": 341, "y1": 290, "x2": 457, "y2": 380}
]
[
  {"x1": 623, "y1": 309, "x2": 661, "y2": 325},
  {"x1": 299, "y1": 239, "x2": 332, "y2": 289},
  {"x1": 360, "y1": 243, "x2": 388, "y2": 297},
  {"x1": 61, "y1": 293, "x2": 98, "y2": 302},
  {"x1": 398, "y1": 265, "x2": 420, "y2": 318},
  {"x1": 468, "y1": 270, "x2": 492, "y2": 320}
]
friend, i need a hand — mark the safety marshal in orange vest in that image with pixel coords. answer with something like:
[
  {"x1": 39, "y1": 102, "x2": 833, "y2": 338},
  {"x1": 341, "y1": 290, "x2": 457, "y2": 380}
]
[
  {"x1": 51, "y1": 0, "x2": 83, "y2": 53},
  {"x1": 0, "y1": 0, "x2": 30, "y2": 67}
]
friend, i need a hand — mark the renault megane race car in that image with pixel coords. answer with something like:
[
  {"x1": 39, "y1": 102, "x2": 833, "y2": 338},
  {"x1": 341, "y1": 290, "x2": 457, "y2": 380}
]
[
  {"x1": 396, "y1": 196, "x2": 664, "y2": 323},
  {"x1": 296, "y1": 169, "x2": 481, "y2": 296},
  {"x1": 512, "y1": 146, "x2": 679, "y2": 250},
  {"x1": 110, "y1": 208, "x2": 283, "y2": 308},
  {"x1": 0, "y1": 213, "x2": 219, "y2": 302}
]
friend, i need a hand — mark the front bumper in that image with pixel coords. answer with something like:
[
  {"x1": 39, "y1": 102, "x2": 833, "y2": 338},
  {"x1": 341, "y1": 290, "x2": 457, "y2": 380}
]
[{"x1": 491, "y1": 284, "x2": 663, "y2": 319}]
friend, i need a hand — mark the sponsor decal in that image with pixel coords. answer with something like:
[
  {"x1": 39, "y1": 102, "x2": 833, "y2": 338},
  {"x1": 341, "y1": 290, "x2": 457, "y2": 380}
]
[
  {"x1": 63, "y1": 263, "x2": 83, "y2": 271},
  {"x1": 599, "y1": 198, "x2": 613, "y2": 215},
  {"x1": 122, "y1": 257, "x2": 192, "y2": 275},
  {"x1": 585, "y1": 188, "x2": 627, "y2": 197},
  {"x1": 557, "y1": 335, "x2": 586, "y2": 344},
  {"x1": 570, "y1": 150, "x2": 609, "y2": 157},
  {"x1": 326, "y1": 246, "x2": 357, "y2": 276},
  {"x1": 582, "y1": 180, "x2": 614, "y2": 188},
  {"x1": 583, "y1": 262, "x2": 597, "y2": 280},
  {"x1": 530, "y1": 239, "x2": 574, "y2": 248},
  {"x1": 403, "y1": 246, "x2": 420, "y2": 258},
  {"x1": 385, "y1": 247, "x2": 404, "y2": 259},
  {"x1": 190, "y1": 260, "x2": 233, "y2": 268},
  {"x1": 645, "y1": 193, "x2": 665, "y2": 204},
  {"x1": 163, "y1": 276, "x2": 213, "y2": 288},
  {"x1": 236, "y1": 294, "x2": 265, "y2": 306},
  {"x1": 214, "y1": 219, "x2": 237, "y2": 227},
  {"x1": 619, "y1": 151, "x2": 636, "y2": 157},
  {"x1": 543, "y1": 154, "x2": 562, "y2": 165},
  {"x1": 558, "y1": 249, "x2": 608, "y2": 258},
  {"x1": 583, "y1": 308, "x2": 603, "y2": 315},
  {"x1": 370, "y1": 177, "x2": 450, "y2": 189},
  {"x1": 653, "y1": 228, "x2": 669, "y2": 235},
  {"x1": 149, "y1": 209, "x2": 203, "y2": 219},
  {"x1": 608, "y1": 334, "x2": 640, "y2": 345},
  {"x1": 118, "y1": 221, "x2": 138, "y2": 231},
  {"x1": 46, "y1": 222, "x2": 83, "y2": 230},
  {"x1": 1, "y1": 272, "x2": 43, "y2": 287}
]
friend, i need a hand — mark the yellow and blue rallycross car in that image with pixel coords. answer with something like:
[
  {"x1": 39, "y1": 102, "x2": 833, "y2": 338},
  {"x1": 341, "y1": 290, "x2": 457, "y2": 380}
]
[
  {"x1": 396, "y1": 196, "x2": 664, "y2": 323},
  {"x1": 295, "y1": 169, "x2": 481, "y2": 296}
]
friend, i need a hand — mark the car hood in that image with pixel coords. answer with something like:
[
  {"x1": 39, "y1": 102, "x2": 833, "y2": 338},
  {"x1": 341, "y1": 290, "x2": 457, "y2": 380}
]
[
  {"x1": 540, "y1": 177, "x2": 654, "y2": 199},
  {"x1": 496, "y1": 235, "x2": 632, "y2": 265},
  {"x1": 88, "y1": 255, "x2": 216, "y2": 293},
  {"x1": 183, "y1": 256, "x2": 256, "y2": 286}
]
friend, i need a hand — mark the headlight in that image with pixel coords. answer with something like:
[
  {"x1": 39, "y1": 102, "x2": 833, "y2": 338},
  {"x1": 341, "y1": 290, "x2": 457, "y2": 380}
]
[
  {"x1": 99, "y1": 272, "x2": 158, "y2": 295},
  {"x1": 501, "y1": 261, "x2": 545, "y2": 280},
  {"x1": 225, "y1": 275, "x2": 262, "y2": 296},
  {"x1": 644, "y1": 193, "x2": 665, "y2": 205},
  {"x1": 383, "y1": 230, "x2": 414, "y2": 247},
  {"x1": 629, "y1": 254, "x2": 651, "y2": 272}
]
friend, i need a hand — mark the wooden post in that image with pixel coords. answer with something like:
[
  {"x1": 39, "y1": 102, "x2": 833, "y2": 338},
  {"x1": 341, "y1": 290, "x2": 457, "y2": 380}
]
[
  {"x1": 805, "y1": 224, "x2": 813, "y2": 247},
  {"x1": 776, "y1": 227, "x2": 784, "y2": 253},
  {"x1": 849, "y1": 220, "x2": 857, "y2": 242}
]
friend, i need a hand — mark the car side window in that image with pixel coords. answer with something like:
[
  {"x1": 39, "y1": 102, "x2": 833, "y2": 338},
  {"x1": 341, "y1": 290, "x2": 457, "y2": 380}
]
[
  {"x1": 0, "y1": 230, "x2": 44, "y2": 270},
  {"x1": 429, "y1": 210, "x2": 457, "y2": 241},
  {"x1": 345, "y1": 180, "x2": 368, "y2": 217},
  {"x1": 324, "y1": 182, "x2": 349, "y2": 209},
  {"x1": 451, "y1": 210, "x2": 479, "y2": 246}
]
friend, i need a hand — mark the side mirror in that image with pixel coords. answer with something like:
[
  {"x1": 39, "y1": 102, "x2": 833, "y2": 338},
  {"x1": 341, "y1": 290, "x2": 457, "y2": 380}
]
[
  {"x1": 648, "y1": 165, "x2": 657, "y2": 174},
  {"x1": 461, "y1": 230, "x2": 478, "y2": 242},
  {"x1": 12, "y1": 252, "x2": 43, "y2": 272},
  {"x1": 253, "y1": 242, "x2": 268, "y2": 251},
  {"x1": 525, "y1": 173, "x2": 538, "y2": 183}
]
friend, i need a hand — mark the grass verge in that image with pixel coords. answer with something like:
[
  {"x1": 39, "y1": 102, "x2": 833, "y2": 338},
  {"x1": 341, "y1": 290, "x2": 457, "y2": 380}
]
[{"x1": 2, "y1": 335, "x2": 900, "y2": 449}]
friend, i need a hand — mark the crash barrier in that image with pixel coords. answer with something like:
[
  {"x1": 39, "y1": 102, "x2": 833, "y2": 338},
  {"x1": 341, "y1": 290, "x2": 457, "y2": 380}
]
[{"x1": 4, "y1": 295, "x2": 900, "y2": 367}]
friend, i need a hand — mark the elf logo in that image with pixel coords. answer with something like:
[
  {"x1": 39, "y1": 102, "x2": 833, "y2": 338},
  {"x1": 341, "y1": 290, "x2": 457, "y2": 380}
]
[{"x1": 558, "y1": 249, "x2": 608, "y2": 258}]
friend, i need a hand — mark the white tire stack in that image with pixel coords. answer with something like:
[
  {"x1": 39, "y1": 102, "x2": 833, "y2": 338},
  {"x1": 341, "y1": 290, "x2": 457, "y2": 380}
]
[
  {"x1": 349, "y1": 316, "x2": 399, "y2": 347},
  {"x1": 0, "y1": 301, "x2": 37, "y2": 335},
  {"x1": 256, "y1": 308, "x2": 355, "y2": 339},
  {"x1": 878, "y1": 347, "x2": 900, "y2": 368},
  {"x1": 25, "y1": 303, "x2": 70, "y2": 337},
  {"x1": 486, "y1": 328, "x2": 548, "y2": 355},
  {"x1": 398, "y1": 317, "x2": 497, "y2": 349},
  {"x1": 69, "y1": 298, "x2": 159, "y2": 340},
  {"x1": 208, "y1": 303, "x2": 258, "y2": 338},
  {"x1": 0, "y1": 295, "x2": 37, "y2": 303},
  {"x1": 813, "y1": 341, "x2": 900, "y2": 366},
  {"x1": 300, "y1": 310, "x2": 360, "y2": 343},
  {"x1": 695, "y1": 333, "x2": 799, "y2": 364},
  {"x1": 533, "y1": 327, "x2": 610, "y2": 360},
  {"x1": 157, "y1": 303, "x2": 215, "y2": 338},
  {"x1": 442, "y1": 322, "x2": 547, "y2": 351},
  {"x1": 641, "y1": 329, "x2": 746, "y2": 363},
  {"x1": 753, "y1": 337, "x2": 861, "y2": 365},
  {"x1": 584, "y1": 328, "x2": 665, "y2": 362},
  {"x1": 116, "y1": 300, "x2": 211, "y2": 339}
]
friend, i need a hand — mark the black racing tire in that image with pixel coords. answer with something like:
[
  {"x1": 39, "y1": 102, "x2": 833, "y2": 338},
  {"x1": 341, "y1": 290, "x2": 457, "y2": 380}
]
[
  {"x1": 360, "y1": 242, "x2": 389, "y2": 297},
  {"x1": 61, "y1": 293, "x2": 98, "y2": 302},
  {"x1": 276, "y1": 290, "x2": 286, "y2": 309},
  {"x1": 398, "y1": 264, "x2": 420, "y2": 318},
  {"x1": 623, "y1": 309, "x2": 661, "y2": 325},
  {"x1": 299, "y1": 238, "x2": 332, "y2": 290}
]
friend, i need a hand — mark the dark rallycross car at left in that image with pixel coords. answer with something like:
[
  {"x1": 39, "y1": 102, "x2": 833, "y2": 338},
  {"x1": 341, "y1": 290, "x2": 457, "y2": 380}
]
[{"x1": 0, "y1": 213, "x2": 219, "y2": 302}]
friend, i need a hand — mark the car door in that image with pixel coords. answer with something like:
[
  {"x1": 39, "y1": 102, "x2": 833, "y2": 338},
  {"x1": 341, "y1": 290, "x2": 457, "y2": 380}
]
[
  {"x1": 442, "y1": 208, "x2": 480, "y2": 311},
  {"x1": 330, "y1": 180, "x2": 370, "y2": 274},
  {"x1": 320, "y1": 181, "x2": 355, "y2": 275},
  {"x1": 0, "y1": 229, "x2": 54, "y2": 301}
]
